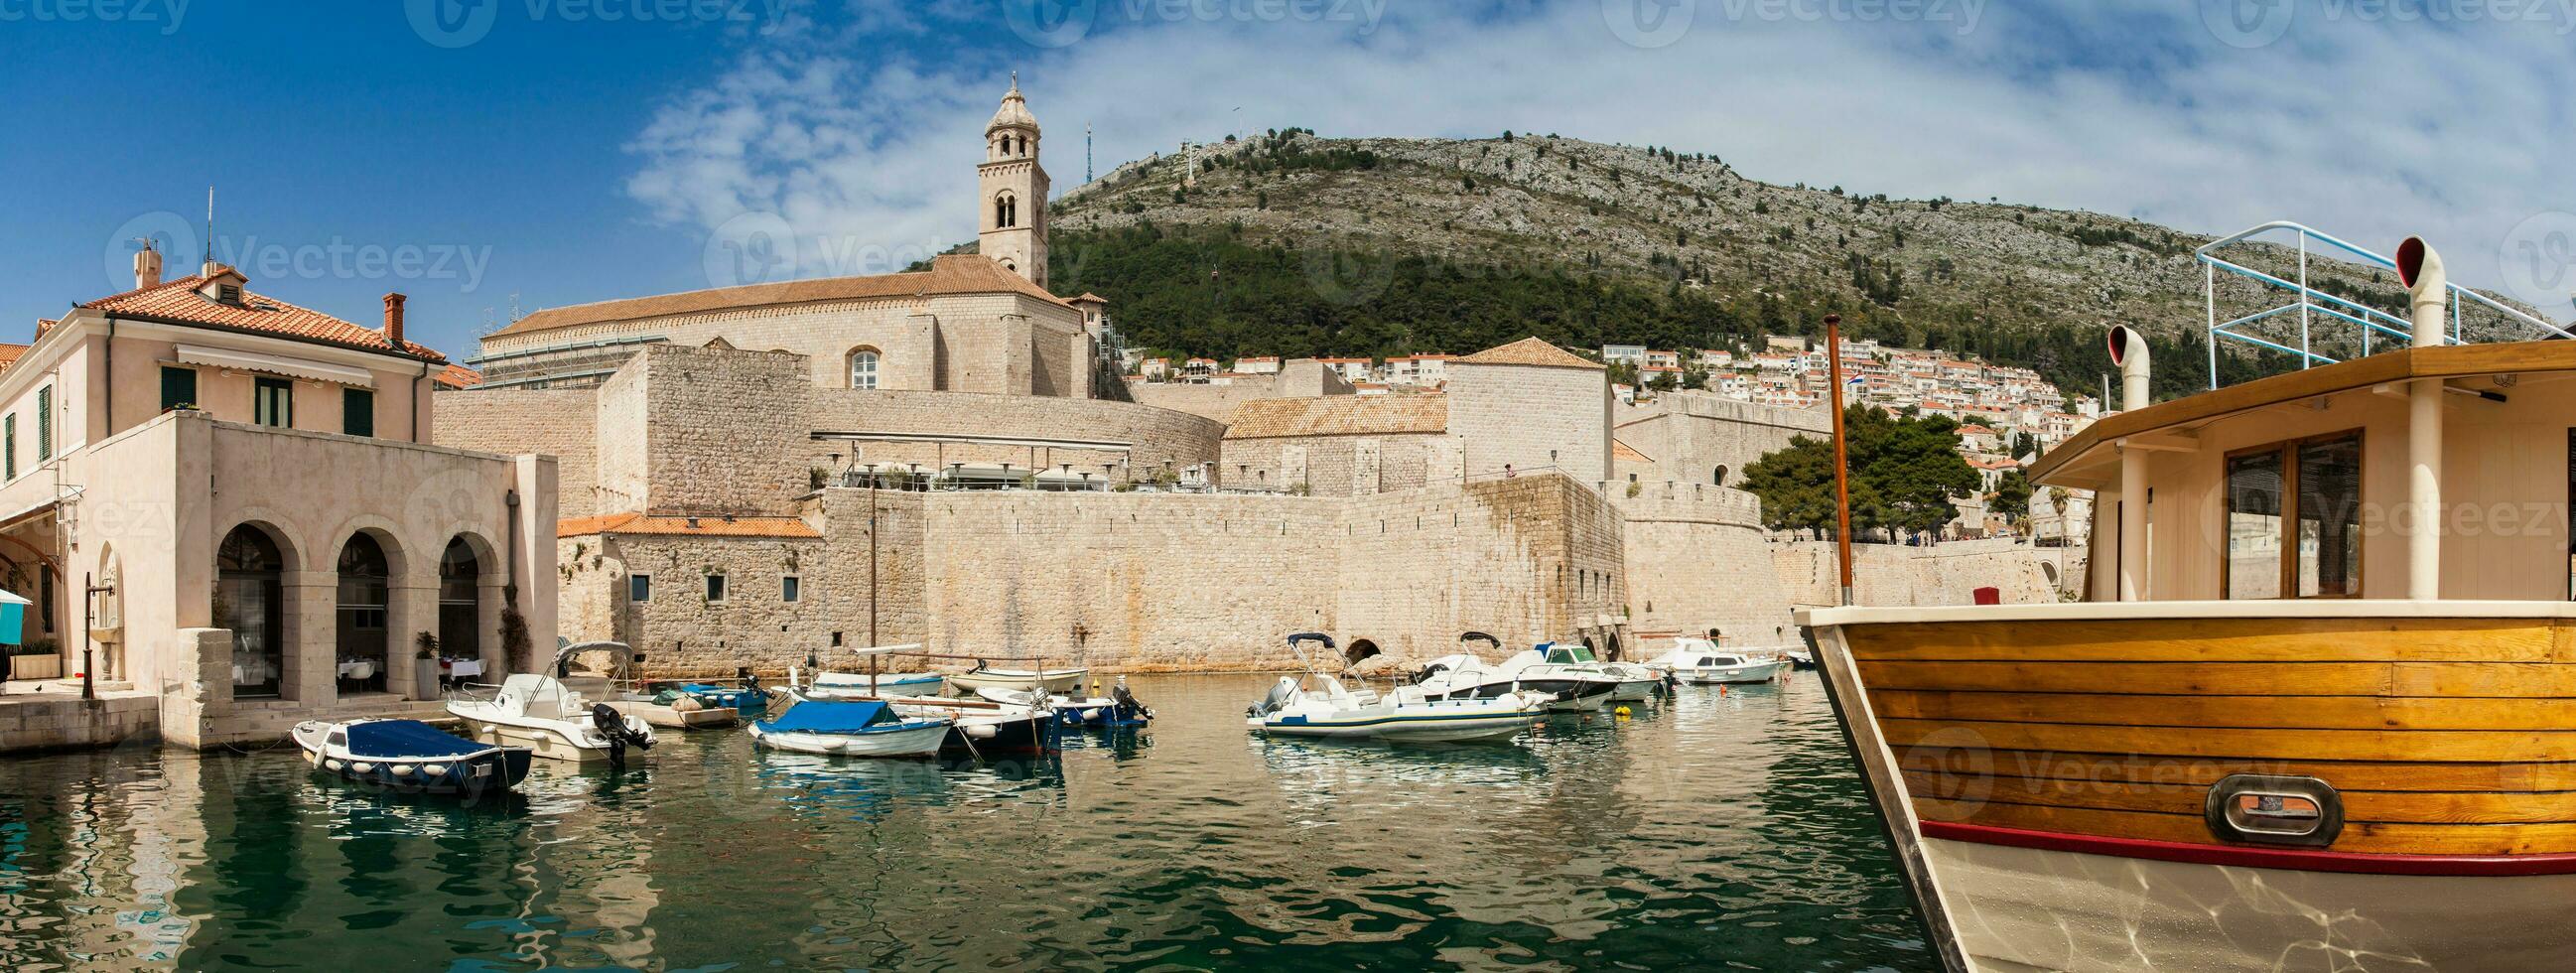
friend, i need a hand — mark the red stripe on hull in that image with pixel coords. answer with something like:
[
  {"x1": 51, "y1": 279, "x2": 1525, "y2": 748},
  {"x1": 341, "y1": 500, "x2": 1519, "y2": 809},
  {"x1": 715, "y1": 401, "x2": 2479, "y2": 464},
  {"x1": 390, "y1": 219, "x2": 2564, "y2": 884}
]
[{"x1": 1920, "y1": 821, "x2": 2576, "y2": 877}]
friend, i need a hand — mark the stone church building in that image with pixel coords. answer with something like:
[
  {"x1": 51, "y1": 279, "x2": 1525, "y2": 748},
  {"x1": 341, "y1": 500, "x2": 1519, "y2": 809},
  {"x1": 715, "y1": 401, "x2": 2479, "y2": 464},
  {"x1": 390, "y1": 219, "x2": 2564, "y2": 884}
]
[{"x1": 435, "y1": 80, "x2": 1809, "y2": 675}]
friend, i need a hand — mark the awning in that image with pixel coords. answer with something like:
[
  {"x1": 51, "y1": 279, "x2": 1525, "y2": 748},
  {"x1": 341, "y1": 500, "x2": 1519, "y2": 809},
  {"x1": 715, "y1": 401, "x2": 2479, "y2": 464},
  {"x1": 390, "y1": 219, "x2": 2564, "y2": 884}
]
[{"x1": 175, "y1": 344, "x2": 375, "y2": 387}]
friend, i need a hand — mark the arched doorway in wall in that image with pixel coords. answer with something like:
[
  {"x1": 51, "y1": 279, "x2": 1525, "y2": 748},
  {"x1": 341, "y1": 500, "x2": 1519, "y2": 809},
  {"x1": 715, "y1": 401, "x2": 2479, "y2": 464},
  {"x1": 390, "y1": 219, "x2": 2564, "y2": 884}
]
[
  {"x1": 336, "y1": 533, "x2": 392, "y2": 695},
  {"x1": 1603, "y1": 630, "x2": 1623, "y2": 662},
  {"x1": 216, "y1": 524, "x2": 288, "y2": 699},
  {"x1": 1344, "y1": 638, "x2": 1381, "y2": 668},
  {"x1": 439, "y1": 537, "x2": 484, "y2": 686}
]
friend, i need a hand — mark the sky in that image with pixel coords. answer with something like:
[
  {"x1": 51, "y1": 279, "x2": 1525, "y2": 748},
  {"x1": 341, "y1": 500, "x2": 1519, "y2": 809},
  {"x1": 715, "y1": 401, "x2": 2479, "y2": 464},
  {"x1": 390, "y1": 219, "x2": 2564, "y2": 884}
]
[{"x1": 2, "y1": 0, "x2": 2570, "y2": 359}]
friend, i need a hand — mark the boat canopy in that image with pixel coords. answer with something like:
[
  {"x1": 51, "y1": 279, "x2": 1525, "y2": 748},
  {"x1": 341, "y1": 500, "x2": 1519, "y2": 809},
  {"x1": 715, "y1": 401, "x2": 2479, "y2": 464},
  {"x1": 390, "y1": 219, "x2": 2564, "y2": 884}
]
[
  {"x1": 344, "y1": 720, "x2": 487, "y2": 758},
  {"x1": 764, "y1": 700, "x2": 901, "y2": 733}
]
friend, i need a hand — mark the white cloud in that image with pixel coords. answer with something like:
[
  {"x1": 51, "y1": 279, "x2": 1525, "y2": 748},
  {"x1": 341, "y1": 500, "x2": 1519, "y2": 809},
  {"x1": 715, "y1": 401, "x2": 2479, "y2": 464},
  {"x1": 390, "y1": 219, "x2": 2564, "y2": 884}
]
[{"x1": 625, "y1": 0, "x2": 2576, "y2": 319}]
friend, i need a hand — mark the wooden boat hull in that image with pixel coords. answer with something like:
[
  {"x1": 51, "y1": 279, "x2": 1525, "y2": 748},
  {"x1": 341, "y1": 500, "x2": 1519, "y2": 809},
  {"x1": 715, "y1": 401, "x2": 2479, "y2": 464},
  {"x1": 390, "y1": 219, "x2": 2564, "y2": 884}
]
[
  {"x1": 946, "y1": 668, "x2": 1086, "y2": 693},
  {"x1": 1809, "y1": 603, "x2": 2576, "y2": 971}
]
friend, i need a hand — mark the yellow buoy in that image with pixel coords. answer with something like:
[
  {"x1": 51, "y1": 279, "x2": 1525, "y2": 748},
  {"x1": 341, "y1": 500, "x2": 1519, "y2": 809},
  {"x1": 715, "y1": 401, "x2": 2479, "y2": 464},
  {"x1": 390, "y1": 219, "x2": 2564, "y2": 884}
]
[{"x1": 1613, "y1": 706, "x2": 1632, "y2": 719}]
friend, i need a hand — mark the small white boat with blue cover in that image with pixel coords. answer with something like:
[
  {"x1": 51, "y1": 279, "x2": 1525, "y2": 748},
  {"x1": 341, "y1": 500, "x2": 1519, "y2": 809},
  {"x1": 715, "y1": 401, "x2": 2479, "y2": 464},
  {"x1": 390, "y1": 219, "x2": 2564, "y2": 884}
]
[
  {"x1": 1249, "y1": 633, "x2": 1549, "y2": 743},
  {"x1": 748, "y1": 698, "x2": 953, "y2": 758},
  {"x1": 291, "y1": 718, "x2": 534, "y2": 796}
]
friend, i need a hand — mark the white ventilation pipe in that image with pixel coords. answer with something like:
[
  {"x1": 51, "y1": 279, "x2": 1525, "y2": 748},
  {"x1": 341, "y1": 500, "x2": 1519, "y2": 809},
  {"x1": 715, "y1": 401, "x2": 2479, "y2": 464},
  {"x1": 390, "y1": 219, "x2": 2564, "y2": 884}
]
[
  {"x1": 2107, "y1": 326, "x2": 2150, "y2": 601},
  {"x1": 2397, "y1": 237, "x2": 2446, "y2": 600},
  {"x1": 2107, "y1": 325, "x2": 2151, "y2": 412}
]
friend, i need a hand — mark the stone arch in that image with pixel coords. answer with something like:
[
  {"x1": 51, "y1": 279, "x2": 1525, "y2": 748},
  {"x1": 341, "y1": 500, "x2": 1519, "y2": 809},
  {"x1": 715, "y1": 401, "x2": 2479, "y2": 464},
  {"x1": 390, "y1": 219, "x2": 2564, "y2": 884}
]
[
  {"x1": 2039, "y1": 560, "x2": 2060, "y2": 585},
  {"x1": 1603, "y1": 630, "x2": 1623, "y2": 662},
  {"x1": 847, "y1": 346, "x2": 882, "y2": 389},
  {"x1": 994, "y1": 191, "x2": 1018, "y2": 228},
  {"x1": 215, "y1": 521, "x2": 294, "y2": 699},
  {"x1": 1713, "y1": 465, "x2": 1729, "y2": 486},
  {"x1": 332, "y1": 529, "x2": 398, "y2": 694},
  {"x1": 1344, "y1": 638, "x2": 1381, "y2": 666}
]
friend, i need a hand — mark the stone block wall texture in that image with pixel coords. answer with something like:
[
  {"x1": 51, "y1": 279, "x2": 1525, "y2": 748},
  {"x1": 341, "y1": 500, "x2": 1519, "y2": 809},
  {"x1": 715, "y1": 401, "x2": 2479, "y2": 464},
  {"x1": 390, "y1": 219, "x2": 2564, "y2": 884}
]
[
  {"x1": 634, "y1": 345, "x2": 811, "y2": 516},
  {"x1": 1613, "y1": 392, "x2": 1831, "y2": 487},
  {"x1": 1608, "y1": 482, "x2": 1802, "y2": 650},
  {"x1": 1771, "y1": 537, "x2": 2058, "y2": 609},
  {"x1": 1446, "y1": 362, "x2": 1612, "y2": 486},
  {"x1": 435, "y1": 388, "x2": 602, "y2": 515},
  {"x1": 564, "y1": 474, "x2": 1639, "y2": 677},
  {"x1": 1127, "y1": 381, "x2": 1281, "y2": 423},
  {"x1": 804, "y1": 388, "x2": 1225, "y2": 484},
  {"x1": 475, "y1": 290, "x2": 1087, "y2": 398},
  {"x1": 1219, "y1": 433, "x2": 1456, "y2": 496}
]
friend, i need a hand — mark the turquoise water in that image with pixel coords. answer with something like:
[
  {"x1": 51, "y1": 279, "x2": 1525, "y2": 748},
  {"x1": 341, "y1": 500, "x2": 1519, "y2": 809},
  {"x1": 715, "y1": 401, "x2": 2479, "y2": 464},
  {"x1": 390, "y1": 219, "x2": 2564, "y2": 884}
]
[{"x1": 0, "y1": 673, "x2": 1928, "y2": 971}]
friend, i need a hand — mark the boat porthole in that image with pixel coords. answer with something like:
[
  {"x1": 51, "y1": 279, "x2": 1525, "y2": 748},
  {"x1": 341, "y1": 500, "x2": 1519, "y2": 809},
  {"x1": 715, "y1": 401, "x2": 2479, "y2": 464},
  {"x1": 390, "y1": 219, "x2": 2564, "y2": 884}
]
[{"x1": 2205, "y1": 773, "x2": 2343, "y2": 848}]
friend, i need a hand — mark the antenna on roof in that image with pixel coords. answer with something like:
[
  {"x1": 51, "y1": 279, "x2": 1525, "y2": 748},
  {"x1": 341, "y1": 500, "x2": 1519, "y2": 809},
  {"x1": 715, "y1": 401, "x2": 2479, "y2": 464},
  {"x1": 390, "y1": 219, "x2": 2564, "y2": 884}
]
[
  {"x1": 1086, "y1": 122, "x2": 1093, "y2": 184},
  {"x1": 203, "y1": 186, "x2": 216, "y2": 272}
]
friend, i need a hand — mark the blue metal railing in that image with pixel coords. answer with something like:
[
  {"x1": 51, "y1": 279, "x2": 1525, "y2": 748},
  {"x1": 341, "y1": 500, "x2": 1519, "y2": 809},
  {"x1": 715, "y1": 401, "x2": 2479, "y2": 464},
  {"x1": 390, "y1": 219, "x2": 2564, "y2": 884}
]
[{"x1": 2196, "y1": 221, "x2": 2571, "y2": 388}]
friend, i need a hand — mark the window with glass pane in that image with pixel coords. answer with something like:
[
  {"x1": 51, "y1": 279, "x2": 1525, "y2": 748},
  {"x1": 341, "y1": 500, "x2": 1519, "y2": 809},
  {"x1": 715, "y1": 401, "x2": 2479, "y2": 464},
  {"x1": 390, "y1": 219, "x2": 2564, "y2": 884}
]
[
  {"x1": 2296, "y1": 436, "x2": 2363, "y2": 597},
  {"x1": 2226, "y1": 450, "x2": 2284, "y2": 599},
  {"x1": 849, "y1": 349, "x2": 880, "y2": 389},
  {"x1": 255, "y1": 377, "x2": 292, "y2": 427}
]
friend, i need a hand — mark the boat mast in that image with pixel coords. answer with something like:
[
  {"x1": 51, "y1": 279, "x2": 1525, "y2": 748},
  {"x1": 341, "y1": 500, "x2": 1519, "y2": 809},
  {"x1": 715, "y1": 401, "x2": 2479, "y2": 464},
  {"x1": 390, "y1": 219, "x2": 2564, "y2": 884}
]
[{"x1": 1827, "y1": 314, "x2": 1855, "y2": 607}]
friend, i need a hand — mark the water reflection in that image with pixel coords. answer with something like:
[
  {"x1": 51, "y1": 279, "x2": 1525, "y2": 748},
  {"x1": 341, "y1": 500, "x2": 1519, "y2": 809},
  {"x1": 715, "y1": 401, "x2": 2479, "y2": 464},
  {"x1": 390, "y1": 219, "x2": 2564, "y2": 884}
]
[{"x1": 0, "y1": 674, "x2": 1927, "y2": 972}]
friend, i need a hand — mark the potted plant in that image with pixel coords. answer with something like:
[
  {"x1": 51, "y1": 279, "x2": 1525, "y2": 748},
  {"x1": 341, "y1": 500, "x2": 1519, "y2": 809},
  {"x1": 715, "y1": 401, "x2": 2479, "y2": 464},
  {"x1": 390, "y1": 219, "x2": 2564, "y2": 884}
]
[{"x1": 414, "y1": 631, "x2": 442, "y2": 697}]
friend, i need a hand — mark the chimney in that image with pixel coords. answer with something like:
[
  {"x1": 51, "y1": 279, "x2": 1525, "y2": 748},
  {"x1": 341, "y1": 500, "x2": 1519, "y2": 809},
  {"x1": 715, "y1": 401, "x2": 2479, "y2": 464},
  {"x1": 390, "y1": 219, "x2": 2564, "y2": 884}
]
[
  {"x1": 133, "y1": 244, "x2": 163, "y2": 290},
  {"x1": 381, "y1": 293, "x2": 406, "y2": 348}
]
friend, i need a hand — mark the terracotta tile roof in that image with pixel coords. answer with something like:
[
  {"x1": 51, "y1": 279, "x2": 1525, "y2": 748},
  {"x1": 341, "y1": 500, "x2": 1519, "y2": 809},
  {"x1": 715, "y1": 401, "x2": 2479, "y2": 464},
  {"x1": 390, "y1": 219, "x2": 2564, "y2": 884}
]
[
  {"x1": 1455, "y1": 338, "x2": 1602, "y2": 370},
  {"x1": 0, "y1": 343, "x2": 27, "y2": 373},
  {"x1": 434, "y1": 363, "x2": 483, "y2": 389},
  {"x1": 76, "y1": 270, "x2": 446, "y2": 361},
  {"x1": 1612, "y1": 439, "x2": 1653, "y2": 464},
  {"x1": 1224, "y1": 394, "x2": 1448, "y2": 439},
  {"x1": 559, "y1": 511, "x2": 822, "y2": 538},
  {"x1": 489, "y1": 255, "x2": 1068, "y2": 340}
]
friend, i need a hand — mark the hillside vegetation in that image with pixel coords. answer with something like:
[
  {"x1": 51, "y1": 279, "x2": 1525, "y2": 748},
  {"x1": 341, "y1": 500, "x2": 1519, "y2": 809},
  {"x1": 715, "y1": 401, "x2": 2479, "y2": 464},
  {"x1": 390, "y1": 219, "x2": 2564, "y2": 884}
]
[{"x1": 1019, "y1": 129, "x2": 2535, "y2": 403}]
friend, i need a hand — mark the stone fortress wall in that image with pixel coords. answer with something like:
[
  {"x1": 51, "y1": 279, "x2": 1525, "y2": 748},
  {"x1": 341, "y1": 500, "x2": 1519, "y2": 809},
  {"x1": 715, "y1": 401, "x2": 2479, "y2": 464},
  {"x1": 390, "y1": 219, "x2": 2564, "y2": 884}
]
[
  {"x1": 1613, "y1": 391, "x2": 1833, "y2": 487},
  {"x1": 449, "y1": 338, "x2": 2057, "y2": 677}
]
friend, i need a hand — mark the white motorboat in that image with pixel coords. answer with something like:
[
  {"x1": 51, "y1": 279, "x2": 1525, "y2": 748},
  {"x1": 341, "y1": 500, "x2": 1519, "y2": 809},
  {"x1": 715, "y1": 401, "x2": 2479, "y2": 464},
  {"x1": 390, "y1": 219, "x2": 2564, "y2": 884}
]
[
  {"x1": 748, "y1": 698, "x2": 951, "y2": 758},
  {"x1": 446, "y1": 672, "x2": 657, "y2": 764},
  {"x1": 974, "y1": 679, "x2": 1152, "y2": 728},
  {"x1": 1412, "y1": 633, "x2": 1622, "y2": 711},
  {"x1": 806, "y1": 670, "x2": 948, "y2": 698},
  {"x1": 945, "y1": 661, "x2": 1087, "y2": 693},
  {"x1": 1250, "y1": 632, "x2": 1549, "y2": 743},
  {"x1": 1600, "y1": 660, "x2": 1664, "y2": 701},
  {"x1": 1648, "y1": 639, "x2": 1789, "y2": 685}
]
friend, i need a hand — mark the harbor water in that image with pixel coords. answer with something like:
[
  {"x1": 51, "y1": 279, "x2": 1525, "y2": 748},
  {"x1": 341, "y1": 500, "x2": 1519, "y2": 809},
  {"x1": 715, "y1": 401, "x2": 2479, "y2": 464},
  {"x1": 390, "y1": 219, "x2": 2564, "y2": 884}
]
[{"x1": 0, "y1": 673, "x2": 1929, "y2": 971}]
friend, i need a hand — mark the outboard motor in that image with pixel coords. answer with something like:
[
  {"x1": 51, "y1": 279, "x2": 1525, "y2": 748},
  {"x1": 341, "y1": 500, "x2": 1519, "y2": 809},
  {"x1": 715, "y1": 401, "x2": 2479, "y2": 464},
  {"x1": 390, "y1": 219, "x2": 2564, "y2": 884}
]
[
  {"x1": 1111, "y1": 680, "x2": 1151, "y2": 723},
  {"x1": 590, "y1": 702, "x2": 653, "y2": 767},
  {"x1": 1248, "y1": 676, "x2": 1297, "y2": 719}
]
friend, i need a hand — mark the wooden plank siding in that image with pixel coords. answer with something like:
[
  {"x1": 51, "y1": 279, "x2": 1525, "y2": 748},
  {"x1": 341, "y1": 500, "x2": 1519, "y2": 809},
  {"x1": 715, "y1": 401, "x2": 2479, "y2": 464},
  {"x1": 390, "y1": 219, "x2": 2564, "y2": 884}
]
[{"x1": 1845, "y1": 616, "x2": 2576, "y2": 857}]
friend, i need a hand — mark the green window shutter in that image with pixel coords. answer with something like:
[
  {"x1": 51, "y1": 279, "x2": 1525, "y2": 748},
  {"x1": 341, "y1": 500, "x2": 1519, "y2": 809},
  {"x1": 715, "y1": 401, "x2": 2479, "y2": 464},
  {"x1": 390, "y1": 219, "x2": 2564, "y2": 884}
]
[
  {"x1": 160, "y1": 367, "x2": 198, "y2": 411},
  {"x1": 342, "y1": 388, "x2": 374, "y2": 438},
  {"x1": 4, "y1": 414, "x2": 14, "y2": 481},
  {"x1": 35, "y1": 386, "x2": 50, "y2": 461}
]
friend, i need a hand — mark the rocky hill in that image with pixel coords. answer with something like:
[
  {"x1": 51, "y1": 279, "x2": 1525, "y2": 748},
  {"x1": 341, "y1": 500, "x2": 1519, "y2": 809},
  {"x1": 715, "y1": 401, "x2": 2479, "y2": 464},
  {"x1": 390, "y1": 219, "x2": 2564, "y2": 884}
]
[{"x1": 1022, "y1": 129, "x2": 2539, "y2": 403}]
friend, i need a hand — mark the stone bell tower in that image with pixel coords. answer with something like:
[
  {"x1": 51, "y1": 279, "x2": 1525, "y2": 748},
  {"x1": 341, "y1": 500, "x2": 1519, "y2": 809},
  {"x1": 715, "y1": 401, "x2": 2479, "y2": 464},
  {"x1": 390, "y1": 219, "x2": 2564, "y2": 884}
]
[{"x1": 978, "y1": 72, "x2": 1050, "y2": 289}]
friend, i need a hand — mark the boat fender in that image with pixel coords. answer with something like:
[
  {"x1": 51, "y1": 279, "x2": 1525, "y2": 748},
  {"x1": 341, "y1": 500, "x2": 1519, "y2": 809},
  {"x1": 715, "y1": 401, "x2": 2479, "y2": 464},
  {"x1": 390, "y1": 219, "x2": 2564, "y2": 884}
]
[
  {"x1": 425, "y1": 764, "x2": 450, "y2": 776},
  {"x1": 392, "y1": 764, "x2": 415, "y2": 776},
  {"x1": 351, "y1": 763, "x2": 375, "y2": 774},
  {"x1": 967, "y1": 724, "x2": 998, "y2": 739},
  {"x1": 325, "y1": 759, "x2": 344, "y2": 771},
  {"x1": 1614, "y1": 706, "x2": 1632, "y2": 719}
]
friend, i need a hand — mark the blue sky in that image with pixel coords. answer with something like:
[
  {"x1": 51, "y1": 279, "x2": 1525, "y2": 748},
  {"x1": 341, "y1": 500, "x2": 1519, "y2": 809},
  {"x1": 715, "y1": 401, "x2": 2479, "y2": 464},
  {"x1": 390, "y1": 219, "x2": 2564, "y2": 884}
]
[{"x1": 3, "y1": 0, "x2": 2571, "y2": 358}]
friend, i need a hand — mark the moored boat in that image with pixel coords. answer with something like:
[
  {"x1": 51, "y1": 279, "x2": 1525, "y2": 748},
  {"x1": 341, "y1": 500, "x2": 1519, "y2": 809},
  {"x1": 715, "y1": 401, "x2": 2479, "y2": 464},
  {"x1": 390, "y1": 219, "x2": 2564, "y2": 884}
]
[
  {"x1": 1807, "y1": 230, "x2": 2576, "y2": 970},
  {"x1": 447, "y1": 673, "x2": 656, "y2": 764},
  {"x1": 1412, "y1": 632, "x2": 1623, "y2": 711},
  {"x1": 748, "y1": 699, "x2": 951, "y2": 758},
  {"x1": 1648, "y1": 639, "x2": 1787, "y2": 685},
  {"x1": 291, "y1": 718, "x2": 533, "y2": 796},
  {"x1": 945, "y1": 662, "x2": 1088, "y2": 694},
  {"x1": 1251, "y1": 632, "x2": 1549, "y2": 743},
  {"x1": 806, "y1": 670, "x2": 948, "y2": 698}
]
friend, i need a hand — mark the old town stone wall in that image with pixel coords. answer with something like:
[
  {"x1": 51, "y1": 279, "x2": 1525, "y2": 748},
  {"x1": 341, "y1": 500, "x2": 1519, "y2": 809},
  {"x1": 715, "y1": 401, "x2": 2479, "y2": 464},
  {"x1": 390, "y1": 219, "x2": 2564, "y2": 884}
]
[
  {"x1": 1613, "y1": 392, "x2": 1831, "y2": 487},
  {"x1": 1771, "y1": 537, "x2": 2059, "y2": 609},
  {"x1": 435, "y1": 388, "x2": 602, "y2": 516},
  {"x1": 1608, "y1": 482, "x2": 1802, "y2": 650},
  {"x1": 1446, "y1": 361, "x2": 1612, "y2": 485}
]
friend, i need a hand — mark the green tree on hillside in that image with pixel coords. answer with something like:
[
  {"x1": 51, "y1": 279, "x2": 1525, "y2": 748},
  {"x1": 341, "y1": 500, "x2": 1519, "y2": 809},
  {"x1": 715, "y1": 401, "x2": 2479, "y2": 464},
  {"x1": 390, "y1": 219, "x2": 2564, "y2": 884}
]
[
  {"x1": 1739, "y1": 406, "x2": 1980, "y2": 539},
  {"x1": 1990, "y1": 469, "x2": 2033, "y2": 518}
]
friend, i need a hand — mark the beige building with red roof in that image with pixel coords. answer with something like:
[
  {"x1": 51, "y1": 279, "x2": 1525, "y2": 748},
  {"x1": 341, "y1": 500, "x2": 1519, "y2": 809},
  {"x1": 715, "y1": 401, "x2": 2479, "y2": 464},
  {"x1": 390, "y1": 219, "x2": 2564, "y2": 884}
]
[{"x1": 0, "y1": 243, "x2": 555, "y2": 750}]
